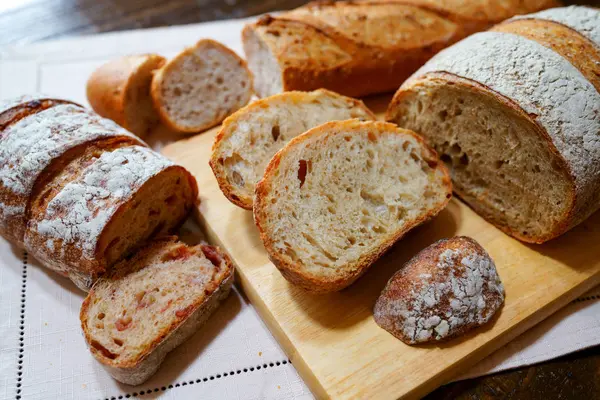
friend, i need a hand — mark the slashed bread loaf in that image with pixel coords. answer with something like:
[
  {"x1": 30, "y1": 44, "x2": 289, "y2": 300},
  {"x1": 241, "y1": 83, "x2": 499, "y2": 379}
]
[
  {"x1": 386, "y1": 6, "x2": 600, "y2": 243},
  {"x1": 0, "y1": 96, "x2": 199, "y2": 291},
  {"x1": 254, "y1": 120, "x2": 452, "y2": 292},
  {"x1": 151, "y1": 39, "x2": 253, "y2": 134},
  {"x1": 80, "y1": 237, "x2": 234, "y2": 385},
  {"x1": 0, "y1": 94, "x2": 76, "y2": 132},
  {"x1": 210, "y1": 89, "x2": 376, "y2": 209},
  {"x1": 374, "y1": 236, "x2": 505, "y2": 344},
  {"x1": 242, "y1": 0, "x2": 559, "y2": 98},
  {"x1": 87, "y1": 54, "x2": 166, "y2": 138},
  {"x1": 0, "y1": 103, "x2": 143, "y2": 246}
]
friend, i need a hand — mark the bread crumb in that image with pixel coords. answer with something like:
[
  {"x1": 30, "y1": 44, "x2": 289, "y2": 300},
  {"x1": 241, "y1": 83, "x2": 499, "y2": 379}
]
[{"x1": 258, "y1": 351, "x2": 262, "y2": 356}]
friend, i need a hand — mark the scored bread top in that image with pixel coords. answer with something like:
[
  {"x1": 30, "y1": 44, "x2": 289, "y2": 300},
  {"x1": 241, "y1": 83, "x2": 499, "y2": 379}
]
[
  {"x1": 80, "y1": 237, "x2": 234, "y2": 368},
  {"x1": 210, "y1": 89, "x2": 376, "y2": 209},
  {"x1": 254, "y1": 119, "x2": 452, "y2": 292},
  {"x1": 0, "y1": 104, "x2": 143, "y2": 245},
  {"x1": 374, "y1": 236, "x2": 505, "y2": 344},
  {"x1": 0, "y1": 94, "x2": 76, "y2": 132},
  {"x1": 29, "y1": 145, "x2": 174, "y2": 260}
]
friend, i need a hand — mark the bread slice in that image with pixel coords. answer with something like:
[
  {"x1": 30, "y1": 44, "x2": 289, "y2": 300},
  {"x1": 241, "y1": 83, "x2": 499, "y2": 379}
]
[
  {"x1": 80, "y1": 237, "x2": 234, "y2": 385},
  {"x1": 374, "y1": 236, "x2": 505, "y2": 344},
  {"x1": 254, "y1": 120, "x2": 452, "y2": 292},
  {"x1": 86, "y1": 54, "x2": 166, "y2": 138},
  {"x1": 210, "y1": 89, "x2": 376, "y2": 209},
  {"x1": 151, "y1": 39, "x2": 253, "y2": 134}
]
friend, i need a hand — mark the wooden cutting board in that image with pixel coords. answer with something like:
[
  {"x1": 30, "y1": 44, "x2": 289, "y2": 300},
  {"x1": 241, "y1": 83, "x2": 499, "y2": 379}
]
[{"x1": 162, "y1": 97, "x2": 600, "y2": 399}]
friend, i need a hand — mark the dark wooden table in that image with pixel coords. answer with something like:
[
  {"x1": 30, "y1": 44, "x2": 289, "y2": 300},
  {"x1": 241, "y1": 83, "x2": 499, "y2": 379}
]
[{"x1": 2, "y1": 1, "x2": 599, "y2": 399}]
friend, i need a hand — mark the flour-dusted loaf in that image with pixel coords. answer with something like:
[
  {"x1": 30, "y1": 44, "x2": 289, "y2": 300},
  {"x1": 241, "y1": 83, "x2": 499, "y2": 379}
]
[
  {"x1": 87, "y1": 54, "x2": 166, "y2": 137},
  {"x1": 387, "y1": 6, "x2": 600, "y2": 243},
  {"x1": 25, "y1": 145, "x2": 198, "y2": 291},
  {"x1": 0, "y1": 94, "x2": 77, "y2": 132},
  {"x1": 80, "y1": 237, "x2": 234, "y2": 385},
  {"x1": 374, "y1": 236, "x2": 505, "y2": 344},
  {"x1": 210, "y1": 89, "x2": 376, "y2": 209},
  {"x1": 151, "y1": 39, "x2": 253, "y2": 134},
  {"x1": 0, "y1": 104, "x2": 143, "y2": 246},
  {"x1": 242, "y1": 0, "x2": 559, "y2": 98},
  {"x1": 254, "y1": 120, "x2": 452, "y2": 292},
  {"x1": 0, "y1": 96, "x2": 199, "y2": 291}
]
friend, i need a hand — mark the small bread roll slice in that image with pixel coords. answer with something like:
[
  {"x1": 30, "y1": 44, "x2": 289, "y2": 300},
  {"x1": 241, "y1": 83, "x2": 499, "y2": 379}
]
[
  {"x1": 210, "y1": 89, "x2": 376, "y2": 209},
  {"x1": 151, "y1": 39, "x2": 253, "y2": 134},
  {"x1": 254, "y1": 120, "x2": 452, "y2": 292},
  {"x1": 374, "y1": 236, "x2": 505, "y2": 344},
  {"x1": 80, "y1": 237, "x2": 234, "y2": 385},
  {"x1": 87, "y1": 54, "x2": 166, "y2": 137}
]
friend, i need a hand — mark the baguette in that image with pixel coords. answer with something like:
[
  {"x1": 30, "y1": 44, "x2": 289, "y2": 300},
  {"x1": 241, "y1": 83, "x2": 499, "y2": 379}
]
[
  {"x1": 386, "y1": 6, "x2": 600, "y2": 243},
  {"x1": 254, "y1": 120, "x2": 452, "y2": 292},
  {"x1": 374, "y1": 236, "x2": 505, "y2": 344},
  {"x1": 86, "y1": 54, "x2": 166, "y2": 138},
  {"x1": 242, "y1": 0, "x2": 560, "y2": 98},
  {"x1": 151, "y1": 39, "x2": 253, "y2": 134},
  {"x1": 80, "y1": 237, "x2": 234, "y2": 385},
  {"x1": 210, "y1": 89, "x2": 376, "y2": 209}
]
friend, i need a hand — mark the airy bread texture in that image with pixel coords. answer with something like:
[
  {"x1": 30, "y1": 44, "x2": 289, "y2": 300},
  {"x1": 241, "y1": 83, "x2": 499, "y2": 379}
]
[
  {"x1": 242, "y1": 0, "x2": 559, "y2": 98},
  {"x1": 374, "y1": 236, "x2": 505, "y2": 344},
  {"x1": 151, "y1": 39, "x2": 253, "y2": 134},
  {"x1": 87, "y1": 54, "x2": 166, "y2": 138},
  {"x1": 387, "y1": 7, "x2": 600, "y2": 243},
  {"x1": 210, "y1": 89, "x2": 376, "y2": 209},
  {"x1": 254, "y1": 120, "x2": 452, "y2": 292},
  {"x1": 80, "y1": 237, "x2": 234, "y2": 385}
]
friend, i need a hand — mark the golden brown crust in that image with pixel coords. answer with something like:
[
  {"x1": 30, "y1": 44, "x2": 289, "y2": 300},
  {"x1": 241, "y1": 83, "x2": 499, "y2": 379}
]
[
  {"x1": 151, "y1": 39, "x2": 253, "y2": 134},
  {"x1": 80, "y1": 237, "x2": 234, "y2": 375},
  {"x1": 86, "y1": 54, "x2": 166, "y2": 137},
  {"x1": 374, "y1": 236, "x2": 505, "y2": 344},
  {"x1": 254, "y1": 120, "x2": 452, "y2": 292},
  {"x1": 209, "y1": 89, "x2": 377, "y2": 210},
  {"x1": 243, "y1": 0, "x2": 559, "y2": 98},
  {"x1": 386, "y1": 69, "x2": 578, "y2": 244}
]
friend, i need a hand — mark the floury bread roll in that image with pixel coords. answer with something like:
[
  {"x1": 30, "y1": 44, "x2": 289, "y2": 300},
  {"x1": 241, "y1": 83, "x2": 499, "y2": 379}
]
[
  {"x1": 242, "y1": 0, "x2": 559, "y2": 98},
  {"x1": 387, "y1": 6, "x2": 600, "y2": 244},
  {"x1": 0, "y1": 97, "x2": 198, "y2": 291}
]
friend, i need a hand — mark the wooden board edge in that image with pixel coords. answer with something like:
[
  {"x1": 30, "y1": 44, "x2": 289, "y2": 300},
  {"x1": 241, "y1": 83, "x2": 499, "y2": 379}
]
[
  {"x1": 191, "y1": 208, "x2": 329, "y2": 399},
  {"x1": 407, "y1": 270, "x2": 600, "y2": 399}
]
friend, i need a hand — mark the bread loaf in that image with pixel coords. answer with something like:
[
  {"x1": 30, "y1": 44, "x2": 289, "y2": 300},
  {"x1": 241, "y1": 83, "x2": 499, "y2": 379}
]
[
  {"x1": 0, "y1": 96, "x2": 199, "y2": 291},
  {"x1": 210, "y1": 89, "x2": 376, "y2": 209},
  {"x1": 386, "y1": 6, "x2": 600, "y2": 243},
  {"x1": 0, "y1": 103, "x2": 143, "y2": 246},
  {"x1": 242, "y1": 0, "x2": 559, "y2": 98},
  {"x1": 87, "y1": 54, "x2": 166, "y2": 138},
  {"x1": 80, "y1": 237, "x2": 234, "y2": 385},
  {"x1": 254, "y1": 120, "x2": 452, "y2": 292},
  {"x1": 374, "y1": 236, "x2": 504, "y2": 344},
  {"x1": 151, "y1": 39, "x2": 253, "y2": 134}
]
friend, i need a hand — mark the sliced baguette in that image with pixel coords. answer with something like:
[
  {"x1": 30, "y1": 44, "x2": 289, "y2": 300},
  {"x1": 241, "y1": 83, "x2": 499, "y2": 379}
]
[
  {"x1": 86, "y1": 54, "x2": 166, "y2": 138},
  {"x1": 80, "y1": 237, "x2": 234, "y2": 385},
  {"x1": 254, "y1": 120, "x2": 452, "y2": 292},
  {"x1": 151, "y1": 39, "x2": 253, "y2": 134},
  {"x1": 210, "y1": 89, "x2": 376, "y2": 209}
]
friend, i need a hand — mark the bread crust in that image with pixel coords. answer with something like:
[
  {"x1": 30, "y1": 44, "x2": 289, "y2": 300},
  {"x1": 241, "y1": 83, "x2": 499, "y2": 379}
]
[
  {"x1": 80, "y1": 237, "x2": 234, "y2": 385},
  {"x1": 254, "y1": 120, "x2": 452, "y2": 292},
  {"x1": 209, "y1": 89, "x2": 377, "y2": 210},
  {"x1": 151, "y1": 39, "x2": 253, "y2": 134},
  {"x1": 0, "y1": 95, "x2": 78, "y2": 133},
  {"x1": 86, "y1": 54, "x2": 166, "y2": 137},
  {"x1": 374, "y1": 236, "x2": 505, "y2": 344},
  {"x1": 242, "y1": 0, "x2": 559, "y2": 98}
]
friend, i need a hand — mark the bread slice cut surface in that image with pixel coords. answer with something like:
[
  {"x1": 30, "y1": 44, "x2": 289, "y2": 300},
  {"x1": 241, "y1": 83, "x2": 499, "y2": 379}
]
[
  {"x1": 254, "y1": 120, "x2": 452, "y2": 292},
  {"x1": 151, "y1": 39, "x2": 253, "y2": 134},
  {"x1": 210, "y1": 89, "x2": 376, "y2": 209},
  {"x1": 80, "y1": 237, "x2": 234, "y2": 385}
]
